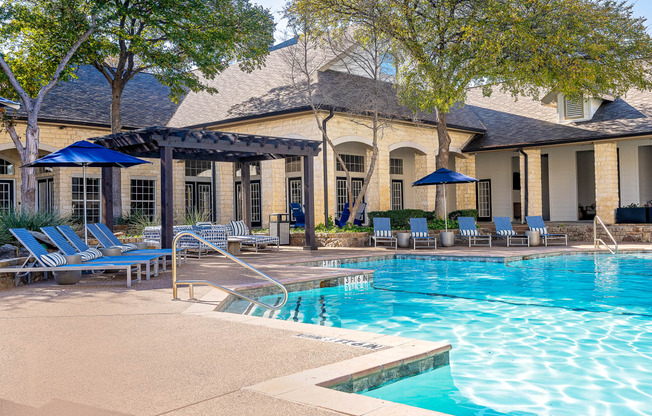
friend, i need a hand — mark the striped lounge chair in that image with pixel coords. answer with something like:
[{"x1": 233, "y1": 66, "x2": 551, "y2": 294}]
[
  {"x1": 370, "y1": 217, "x2": 397, "y2": 249},
  {"x1": 493, "y1": 217, "x2": 529, "y2": 247},
  {"x1": 526, "y1": 216, "x2": 568, "y2": 246},
  {"x1": 409, "y1": 218, "x2": 436, "y2": 249},
  {"x1": 458, "y1": 217, "x2": 492, "y2": 247}
]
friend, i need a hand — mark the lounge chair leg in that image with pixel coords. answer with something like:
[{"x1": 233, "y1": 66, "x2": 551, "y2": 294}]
[
  {"x1": 154, "y1": 259, "x2": 159, "y2": 277},
  {"x1": 127, "y1": 267, "x2": 131, "y2": 287}
]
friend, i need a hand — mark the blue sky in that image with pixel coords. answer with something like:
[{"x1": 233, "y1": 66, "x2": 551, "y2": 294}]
[{"x1": 253, "y1": 0, "x2": 652, "y2": 43}]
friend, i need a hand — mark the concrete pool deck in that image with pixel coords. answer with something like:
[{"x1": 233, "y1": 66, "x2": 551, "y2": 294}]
[{"x1": 1, "y1": 243, "x2": 650, "y2": 415}]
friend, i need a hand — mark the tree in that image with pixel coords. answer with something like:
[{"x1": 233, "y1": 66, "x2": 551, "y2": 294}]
[
  {"x1": 0, "y1": 0, "x2": 97, "y2": 210},
  {"x1": 290, "y1": 0, "x2": 652, "y2": 217},
  {"x1": 281, "y1": 13, "x2": 398, "y2": 224},
  {"x1": 81, "y1": 0, "x2": 275, "y2": 220}
]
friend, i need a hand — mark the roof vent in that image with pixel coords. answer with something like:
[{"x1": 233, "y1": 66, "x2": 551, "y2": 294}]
[{"x1": 564, "y1": 97, "x2": 584, "y2": 119}]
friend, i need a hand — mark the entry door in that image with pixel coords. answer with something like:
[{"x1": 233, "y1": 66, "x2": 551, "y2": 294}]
[
  {"x1": 37, "y1": 178, "x2": 54, "y2": 212},
  {"x1": 186, "y1": 181, "x2": 212, "y2": 215},
  {"x1": 288, "y1": 178, "x2": 302, "y2": 222},
  {"x1": 391, "y1": 180, "x2": 403, "y2": 210},
  {"x1": 235, "y1": 180, "x2": 262, "y2": 227},
  {"x1": 476, "y1": 179, "x2": 492, "y2": 221},
  {"x1": 0, "y1": 180, "x2": 14, "y2": 213}
]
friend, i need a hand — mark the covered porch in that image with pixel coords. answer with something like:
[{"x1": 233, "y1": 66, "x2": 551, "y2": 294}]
[{"x1": 91, "y1": 126, "x2": 321, "y2": 249}]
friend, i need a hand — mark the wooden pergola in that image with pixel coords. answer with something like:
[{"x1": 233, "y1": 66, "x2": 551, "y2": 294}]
[{"x1": 91, "y1": 126, "x2": 321, "y2": 250}]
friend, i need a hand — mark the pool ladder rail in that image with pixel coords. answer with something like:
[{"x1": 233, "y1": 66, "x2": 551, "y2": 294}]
[
  {"x1": 171, "y1": 231, "x2": 288, "y2": 310},
  {"x1": 593, "y1": 216, "x2": 618, "y2": 254}
]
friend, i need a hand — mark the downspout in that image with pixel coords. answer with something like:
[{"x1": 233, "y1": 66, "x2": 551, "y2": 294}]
[
  {"x1": 519, "y1": 148, "x2": 528, "y2": 221},
  {"x1": 322, "y1": 108, "x2": 334, "y2": 226}
]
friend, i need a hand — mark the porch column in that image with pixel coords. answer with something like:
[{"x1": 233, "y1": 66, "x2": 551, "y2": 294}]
[
  {"x1": 455, "y1": 154, "x2": 477, "y2": 210},
  {"x1": 241, "y1": 161, "x2": 251, "y2": 229},
  {"x1": 594, "y1": 141, "x2": 619, "y2": 224},
  {"x1": 160, "y1": 146, "x2": 174, "y2": 249},
  {"x1": 519, "y1": 148, "x2": 542, "y2": 221},
  {"x1": 101, "y1": 167, "x2": 114, "y2": 230},
  {"x1": 303, "y1": 155, "x2": 317, "y2": 250},
  {"x1": 373, "y1": 144, "x2": 391, "y2": 211}
]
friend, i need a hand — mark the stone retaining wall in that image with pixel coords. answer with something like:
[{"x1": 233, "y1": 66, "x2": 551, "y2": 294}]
[{"x1": 0, "y1": 258, "x2": 44, "y2": 289}]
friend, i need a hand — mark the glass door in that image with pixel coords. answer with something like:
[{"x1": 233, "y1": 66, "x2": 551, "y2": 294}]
[{"x1": 476, "y1": 179, "x2": 492, "y2": 221}]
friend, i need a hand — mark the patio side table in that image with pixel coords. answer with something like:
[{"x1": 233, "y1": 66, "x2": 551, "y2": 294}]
[
  {"x1": 397, "y1": 232, "x2": 411, "y2": 248},
  {"x1": 525, "y1": 230, "x2": 540, "y2": 247}
]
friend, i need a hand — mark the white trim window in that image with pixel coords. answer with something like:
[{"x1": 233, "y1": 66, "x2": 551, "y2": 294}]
[
  {"x1": 72, "y1": 177, "x2": 101, "y2": 223},
  {"x1": 390, "y1": 158, "x2": 403, "y2": 175},
  {"x1": 130, "y1": 179, "x2": 156, "y2": 220},
  {"x1": 285, "y1": 156, "x2": 302, "y2": 173},
  {"x1": 336, "y1": 154, "x2": 365, "y2": 173},
  {"x1": 0, "y1": 158, "x2": 14, "y2": 175}
]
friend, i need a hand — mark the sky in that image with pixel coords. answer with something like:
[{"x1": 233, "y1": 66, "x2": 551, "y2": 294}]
[{"x1": 252, "y1": 0, "x2": 652, "y2": 44}]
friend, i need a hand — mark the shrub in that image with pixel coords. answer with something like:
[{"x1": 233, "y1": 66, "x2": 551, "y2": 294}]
[
  {"x1": 447, "y1": 209, "x2": 478, "y2": 220},
  {"x1": 429, "y1": 216, "x2": 459, "y2": 230},
  {"x1": 116, "y1": 211, "x2": 160, "y2": 236},
  {"x1": 0, "y1": 209, "x2": 76, "y2": 245},
  {"x1": 367, "y1": 209, "x2": 434, "y2": 229}
]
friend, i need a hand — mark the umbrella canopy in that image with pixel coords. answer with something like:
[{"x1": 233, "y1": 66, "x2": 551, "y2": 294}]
[
  {"x1": 22, "y1": 141, "x2": 151, "y2": 243},
  {"x1": 412, "y1": 168, "x2": 478, "y2": 186},
  {"x1": 0, "y1": 97, "x2": 20, "y2": 110},
  {"x1": 412, "y1": 168, "x2": 478, "y2": 231},
  {"x1": 22, "y1": 140, "x2": 150, "y2": 168}
]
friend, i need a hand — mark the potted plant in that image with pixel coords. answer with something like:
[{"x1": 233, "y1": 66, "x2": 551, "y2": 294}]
[{"x1": 615, "y1": 203, "x2": 647, "y2": 224}]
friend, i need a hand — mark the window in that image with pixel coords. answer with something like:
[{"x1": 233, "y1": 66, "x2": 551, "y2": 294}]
[
  {"x1": 336, "y1": 154, "x2": 364, "y2": 173},
  {"x1": 0, "y1": 158, "x2": 14, "y2": 175},
  {"x1": 235, "y1": 161, "x2": 260, "y2": 177},
  {"x1": 37, "y1": 167, "x2": 53, "y2": 175},
  {"x1": 285, "y1": 157, "x2": 302, "y2": 173},
  {"x1": 185, "y1": 160, "x2": 212, "y2": 177},
  {"x1": 38, "y1": 178, "x2": 54, "y2": 213},
  {"x1": 288, "y1": 178, "x2": 302, "y2": 221},
  {"x1": 564, "y1": 97, "x2": 584, "y2": 119},
  {"x1": 185, "y1": 182, "x2": 212, "y2": 215},
  {"x1": 336, "y1": 177, "x2": 364, "y2": 214},
  {"x1": 0, "y1": 180, "x2": 14, "y2": 213},
  {"x1": 130, "y1": 179, "x2": 156, "y2": 220},
  {"x1": 390, "y1": 158, "x2": 403, "y2": 175},
  {"x1": 72, "y1": 177, "x2": 101, "y2": 223},
  {"x1": 391, "y1": 180, "x2": 403, "y2": 210}
]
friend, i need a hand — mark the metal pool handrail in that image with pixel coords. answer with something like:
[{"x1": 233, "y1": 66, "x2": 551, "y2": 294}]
[
  {"x1": 593, "y1": 216, "x2": 618, "y2": 254},
  {"x1": 172, "y1": 231, "x2": 288, "y2": 310}
]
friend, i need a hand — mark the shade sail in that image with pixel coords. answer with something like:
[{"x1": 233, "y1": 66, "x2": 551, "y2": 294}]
[
  {"x1": 412, "y1": 168, "x2": 478, "y2": 186},
  {"x1": 22, "y1": 141, "x2": 151, "y2": 168}
]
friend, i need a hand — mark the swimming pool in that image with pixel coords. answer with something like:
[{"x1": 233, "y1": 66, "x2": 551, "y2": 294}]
[{"x1": 238, "y1": 253, "x2": 652, "y2": 416}]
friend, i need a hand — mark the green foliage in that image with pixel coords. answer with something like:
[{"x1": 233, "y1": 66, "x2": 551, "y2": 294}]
[
  {"x1": 429, "y1": 216, "x2": 458, "y2": 230},
  {"x1": 116, "y1": 211, "x2": 159, "y2": 236},
  {"x1": 368, "y1": 209, "x2": 434, "y2": 229},
  {"x1": 447, "y1": 209, "x2": 478, "y2": 221},
  {"x1": 0, "y1": 209, "x2": 76, "y2": 245},
  {"x1": 182, "y1": 209, "x2": 210, "y2": 226}
]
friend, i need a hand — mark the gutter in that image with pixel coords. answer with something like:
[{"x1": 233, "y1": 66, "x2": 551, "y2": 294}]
[
  {"x1": 519, "y1": 148, "x2": 528, "y2": 221},
  {"x1": 322, "y1": 109, "x2": 334, "y2": 226}
]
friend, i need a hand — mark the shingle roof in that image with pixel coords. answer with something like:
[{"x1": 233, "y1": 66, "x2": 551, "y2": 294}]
[
  {"x1": 13, "y1": 65, "x2": 178, "y2": 129},
  {"x1": 464, "y1": 87, "x2": 652, "y2": 152},
  {"x1": 168, "y1": 45, "x2": 486, "y2": 132}
]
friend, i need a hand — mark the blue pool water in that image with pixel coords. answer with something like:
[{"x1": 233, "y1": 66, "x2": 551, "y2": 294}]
[{"x1": 245, "y1": 254, "x2": 652, "y2": 416}]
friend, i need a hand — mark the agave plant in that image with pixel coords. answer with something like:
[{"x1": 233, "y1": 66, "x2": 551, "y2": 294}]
[{"x1": 0, "y1": 209, "x2": 76, "y2": 245}]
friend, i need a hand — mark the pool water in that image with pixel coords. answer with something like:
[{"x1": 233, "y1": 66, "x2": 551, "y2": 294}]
[{"x1": 244, "y1": 254, "x2": 652, "y2": 416}]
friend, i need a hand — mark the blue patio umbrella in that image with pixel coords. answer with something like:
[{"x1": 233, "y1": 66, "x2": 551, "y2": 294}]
[
  {"x1": 22, "y1": 141, "x2": 151, "y2": 242},
  {"x1": 0, "y1": 97, "x2": 20, "y2": 110},
  {"x1": 413, "y1": 168, "x2": 478, "y2": 231}
]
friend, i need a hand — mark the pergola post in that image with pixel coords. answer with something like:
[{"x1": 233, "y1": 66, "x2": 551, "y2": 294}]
[
  {"x1": 101, "y1": 167, "x2": 114, "y2": 231},
  {"x1": 241, "y1": 161, "x2": 252, "y2": 229},
  {"x1": 160, "y1": 146, "x2": 174, "y2": 249},
  {"x1": 303, "y1": 155, "x2": 317, "y2": 250}
]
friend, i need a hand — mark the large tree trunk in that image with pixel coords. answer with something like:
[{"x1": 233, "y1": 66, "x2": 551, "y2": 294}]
[
  {"x1": 20, "y1": 119, "x2": 40, "y2": 211},
  {"x1": 109, "y1": 83, "x2": 124, "y2": 221},
  {"x1": 435, "y1": 110, "x2": 451, "y2": 219}
]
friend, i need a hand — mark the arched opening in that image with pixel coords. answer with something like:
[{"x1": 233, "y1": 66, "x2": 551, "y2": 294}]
[{"x1": 389, "y1": 145, "x2": 427, "y2": 210}]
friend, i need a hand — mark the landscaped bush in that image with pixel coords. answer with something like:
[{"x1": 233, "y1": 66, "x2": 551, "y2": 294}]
[
  {"x1": 0, "y1": 209, "x2": 76, "y2": 245},
  {"x1": 447, "y1": 209, "x2": 478, "y2": 220},
  {"x1": 116, "y1": 211, "x2": 160, "y2": 236},
  {"x1": 367, "y1": 209, "x2": 434, "y2": 229}
]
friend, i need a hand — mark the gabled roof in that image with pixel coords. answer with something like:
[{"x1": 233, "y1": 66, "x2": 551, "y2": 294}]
[
  {"x1": 464, "y1": 87, "x2": 652, "y2": 151},
  {"x1": 11, "y1": 65, "x2": 178, "y2": 129}
]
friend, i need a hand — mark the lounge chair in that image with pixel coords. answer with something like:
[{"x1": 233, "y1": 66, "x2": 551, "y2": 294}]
[
  {"x1": 226, "y1": 220, "x2": 279, "y2": 252},
  {"x1": 335, "y1": 203, "x2": 350, "y2": 227},
  {"x1": 41, "y1": 226, "x2": 161, "y2": 279},
  {"x1": 3, "y1": 228, "x2": 141, "y2": 287},
  {"x1": 353, "y1": 202, "x2": 366, "y2": 226},
  {"x1": 409, "y1": 218, "x2": 437, "y2": 249},
  {"x1": 370, "y1": 217, "x2": 397, "y2": 249},
  {"x1": 290, "y1": 203, "x2": 305, "y2": 228},
  {"x1": 493, "y1": 217, "x2": 529, "y2": 247},
  {"x1": 526, "y1": 216, "x2": 568, "y2": 246},
  {"x1": 458, "y1": 217, "x2": 492, "y2": 247}
]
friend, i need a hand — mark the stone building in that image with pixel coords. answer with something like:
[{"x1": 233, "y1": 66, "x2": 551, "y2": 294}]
[{"x1": 1, "y1": 41, "x2": 650, "y2": 226}]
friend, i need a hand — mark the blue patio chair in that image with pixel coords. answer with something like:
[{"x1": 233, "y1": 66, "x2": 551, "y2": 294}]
[
  {"x1": 335, "y1": 203, "x2": 350, "y2": 227},
  {"x1": 290, "y1": 203, "x2": 305, "y2": 228},
  {"x1": 493, "y1": 217, "x2": 529, "y2": 247},
  {"x1": 409, "y1": 218, "x2": 436, "y2": 249},
  {"x1": 225, "y1": 220, "x2": 280, "y2": 252},
  {"x1": 526, "y1": 216, "x2": 568, "y2": 246},
  {"x1": 458, "y1": 217, "x2": 492, "y2": 247},
  {"x1": 92, "y1": 223, "x2": 184, "y2": 263},
  {"x1": 4, "y1": 228, "x2": 141, "y2": 287},
  {"x1": 353, "y1": 202, "x2": 367, "y2": 226},
  {"x1": 371, "y1": 217, "x2": 397, "y2": 249},
  {"x1": 41, "y1": 226, "x2": 162, "y2": 279}
]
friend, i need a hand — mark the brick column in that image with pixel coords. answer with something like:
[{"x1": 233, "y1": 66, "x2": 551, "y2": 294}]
[
  {"x1": 594, "y1": 141, "x2": 619, "y2": 224},
  {"x1": 519, "y1": 148, "x2": 542, "y2": 219},
  {"x1": 376, "y1": 145, "x2": 391, "y2": 211},
  {"x1": 261, "y1": 159, "x2": 286, "y2": 228},
  {"x1": 455, "y1": 154, "x2": 476, "y2": 210}
]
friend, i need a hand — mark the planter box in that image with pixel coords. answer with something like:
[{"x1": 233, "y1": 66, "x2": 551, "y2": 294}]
[{"x1": 615, "y1": 207, "x2": 647, "y2": 224}]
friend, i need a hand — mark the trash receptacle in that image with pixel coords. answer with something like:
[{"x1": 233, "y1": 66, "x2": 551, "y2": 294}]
[{"x1": 269, "y1": 213, "x2": 290, "y2": 245}]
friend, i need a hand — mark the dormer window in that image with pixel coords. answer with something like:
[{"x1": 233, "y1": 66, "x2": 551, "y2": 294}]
[{"x1": 564, "y1": 96, "x2": 584, "y2": 120}]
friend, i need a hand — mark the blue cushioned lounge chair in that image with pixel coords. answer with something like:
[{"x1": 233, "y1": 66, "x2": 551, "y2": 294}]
[
  {"x1": 409, "y1": 218, "x2": 436, "y2": 249},
  {"x1": 90, "y1": 223, "x2": 185, "y2": 263},
  {"x1": 458, "y1": 217, "x2": 492, "y2": 247},
  {"x1": 493, "y1": 217, "x2": 529, "y2": 247},
  {"x1": 41, "y1": 226, "x2": 161, "y2": 279},
  {"x1": 3, "y1": 228, "x2": 141, "y2": 286},
  {"x1": 290, "y1": 203, "x2": 305, "y2": 228},
  {"x1": 371, "y1": 217, "x2": 397, "y2": 249},
  {"x1": 335, "y1": 203, "x2": 350, "y2": 227},
  {"x1": 526, "y1": 216, "x2": 568, "y2": 246}
]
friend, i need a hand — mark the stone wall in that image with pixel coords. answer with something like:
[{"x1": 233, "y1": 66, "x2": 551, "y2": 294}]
[
  {"x1": 520, "y1": 148, "x2": 542, "y2": 218},
  {"x1": 547, "y1": 223, "x2": 652, "y2": 243},
  {"x1": 0, "y1": 258, "x2": 44, "y2": 289},
  {"x1": 594, "y1": 142, "x2": 619, "y2": 224}
]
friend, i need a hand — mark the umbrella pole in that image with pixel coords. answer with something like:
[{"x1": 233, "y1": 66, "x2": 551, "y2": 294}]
[
  {"x1": 443, "y1": 184, "x2": 447, "y2": 232},
  {"x1": 83, "y1": 165, "x2": 88, "y2": 244}
]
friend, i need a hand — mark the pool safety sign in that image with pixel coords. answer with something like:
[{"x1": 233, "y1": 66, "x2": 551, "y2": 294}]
[
  {"x1": 295, "y1": 333, "x2": 385, "y2": 350},
  {"x1": 343, "y1": 274, "x2": 370, "y2": 291}
]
